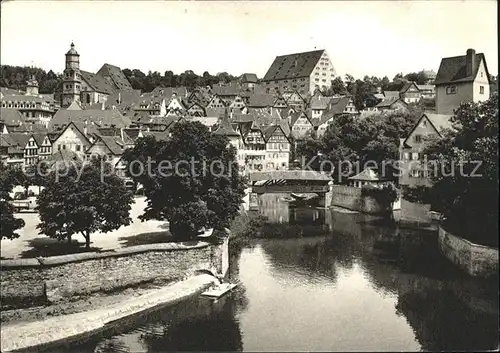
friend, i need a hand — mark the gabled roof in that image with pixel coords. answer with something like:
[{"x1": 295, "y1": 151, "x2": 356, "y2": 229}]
[
  {"x1": 262, "y1": 50, "x2": 325, "y2": 81},
  {"x1": 151, "y1": 86, "x2": 188, "y2": 99},
  {"x1": 140, "y1": 131, "x2": 170, "y2": 141},
  {"x1": 375, "y1": 97, "x2": 407, "y2": 108},
  {"x1": 5, "y1": 132, "x2": 31, "y2": 149},
  {"x1": 0, "y1": 108, "x2": 27, "y2": 126},
  {"x1": 214, "y1": 118, "x2": 240, "y2": 137},
  {"x1": 241, "y1": 73, "x2": 258, "y2": 84},
  {"x1": 96, "y1": 64, "x2": 133, "y2": 91},
  {"x1": 348, "y1": 168, "x2": 386, "y2": 181},
  {"x1": 261, "y1": 125, "x2": 279, "y2": 141},
  {"x1": 51, "y1": 121, "x2": 95, "y2": 145},
  {"x1": 31, "y1": 133, "x2": 48, "y2": 146},
  {"x1": 1, "y1": 87, "x2": 23, "y2": 96},
  {"x1": 402, "y1": 113, "x2": 454, "y2": 147},
  {"x1": 399, "y1": 82, "x2": 420, "y2": 93},
  {"x1": 90, "y1": 135, "x2": 124, "y2": 155},
  {"x1": 282, "y1": 89, "x2": 305, "y2": 103},
  {"x1": 435, "y1": 52, "x2": 490, "y2": 86},
  {"x1": 383, "y1": 91, "x2": 400, "y2": 98},
  {"x1": 1, "y1": 94, "x2": 47, "y2": 103},
  {"x1": 190, "y1": 116, "x2": 219, "y2": 126},
  {"x1": 12, "y1": 123, "x2": 48, "y2": 134},
  {"x1": 49, "y1": 109, "x2": 130, "y2": 131},
  {"x1": 123, "y1": 128, "x2": 141, "y2": 140},
  {"x1": 67, "y1": 100, "x2": 83, "y2": 110},
  {"x1": 310, "y1": 96, "x2": 331, "y2": 110},
  {"x1": 205, "y1": 107, "x2": 226, "y2": 118},
  {"x1": 105, "y1": 90, "x2": 142, "y2": 111},
  {"x1": 416, "y1": 84, "x2": 435, "y2": 91},
  {"x1": 311, "y1": 97, "x2": 349, "y2": 127},
  {"x1": 211, "y1": 84, "x2": 241, "y2": 97},
  {"x1": 247, "y1": 94, "x2": 276, "y2": 108},
  {"x1": 424, "y1": 113, "x2": 454, "y2": 133},
  {"x1": 290, "y1": 111, "x2": 312, "y2": 127},
  {"x1": 80, "y1": 70, "x2": 115, "y2": 94},
  {"x1": 45, "y1": 149, "x2": 82, "y2": 167}
]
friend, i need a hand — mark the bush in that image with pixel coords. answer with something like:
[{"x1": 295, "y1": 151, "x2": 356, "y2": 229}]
[{"x1": 361, "y1": 182, "x2": 399, "y2": 205}]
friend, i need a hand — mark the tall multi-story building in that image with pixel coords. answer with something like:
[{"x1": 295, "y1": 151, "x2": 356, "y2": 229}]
[
  {"x1": 261, "y1": 49, "x2": 336, "y2": 97},
  {"x1": 435, "y1": 49, "x2": 491, "y2": 115}
]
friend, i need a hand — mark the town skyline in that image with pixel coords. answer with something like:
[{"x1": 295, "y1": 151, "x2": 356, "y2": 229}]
[{"x1": 1, "y1": 0, "x2": 498, "y2": 79}]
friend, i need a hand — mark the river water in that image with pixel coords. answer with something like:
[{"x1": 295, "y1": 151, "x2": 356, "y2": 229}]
[{"x1": 56, "y1": 194, "x2": 498, "y2": 352}]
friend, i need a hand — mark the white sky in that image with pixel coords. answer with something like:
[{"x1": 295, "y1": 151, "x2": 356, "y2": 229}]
[{"x1": 1, "y1": 1, "x2": 498, "y2": 79}]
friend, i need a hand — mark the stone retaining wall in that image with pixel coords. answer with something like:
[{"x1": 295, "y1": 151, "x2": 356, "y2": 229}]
[
  {"x1": 438, "y1": 227, "x2": 499, "y2": 277},
  {"x1": 331, "y1": 185, "x2": 389, "y2": 215},
  {"x1": 0, "y1": 242, "x2": 219, "y2": 308}
]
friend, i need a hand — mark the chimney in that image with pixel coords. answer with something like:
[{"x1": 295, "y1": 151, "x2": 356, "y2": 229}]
[
  {"x1": 118, "y1": 92, "x2": 121, "y2": 104},
  {"x1": 466, "y1": 49, "x2": 476, "y2": 77},
  {"x1": 120, "y1": 127, "x2": 125, "y2": 142},
  {"x1": 84, "y1": 120, "x2": 88, "y2": 136}
]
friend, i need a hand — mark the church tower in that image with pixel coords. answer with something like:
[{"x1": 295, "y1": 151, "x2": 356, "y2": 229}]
[
  {"x1": 62, "y1": 42, "x2": 81, "y2": 108},
  {"x1": 26, "y1": 73, "x2": 39, "y2": 96}
]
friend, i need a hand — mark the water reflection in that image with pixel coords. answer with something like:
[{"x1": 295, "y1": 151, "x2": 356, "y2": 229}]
[{"x1": 63, "y1": 197, "x2": 497, "y2": 352}]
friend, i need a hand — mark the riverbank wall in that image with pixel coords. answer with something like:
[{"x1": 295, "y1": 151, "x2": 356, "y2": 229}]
[
  {"x1": 0, "y1": 238, "x2": 228, "y2": 309},
  {"x1": 330, "y1": 185, "x2": 390, "y2": 215},
  {"x1": 438, "y1": 226, "x2": 499, "y2": 278},
  {"x1": 0, "y1": 274, "x2": 218, "y2": 353}
]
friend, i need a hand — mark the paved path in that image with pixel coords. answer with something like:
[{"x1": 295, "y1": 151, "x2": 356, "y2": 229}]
[
  {"x1": 0, "y1": 274, "x2": 217, "y2": 353},
  {"x1": 1, "y1": 196, "x2": 168, "y2": 259}
]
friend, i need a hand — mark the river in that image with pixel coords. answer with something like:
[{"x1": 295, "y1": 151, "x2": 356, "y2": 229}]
[{"x1": 53, "y1": 194, "x2": 498, "y2": 352}]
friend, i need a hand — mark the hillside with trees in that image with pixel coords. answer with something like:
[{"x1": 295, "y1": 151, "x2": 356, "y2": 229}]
[
  {"x1": 0, "y1": 65, "x2": 238, "y2": 93},
  {"x1": 2, "y1": 64, "x2": 439, "y2": 98}
]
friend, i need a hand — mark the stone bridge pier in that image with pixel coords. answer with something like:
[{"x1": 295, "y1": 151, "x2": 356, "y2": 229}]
[{"x1": 209, "y1": 229, "x2": 230, "y2": 279}]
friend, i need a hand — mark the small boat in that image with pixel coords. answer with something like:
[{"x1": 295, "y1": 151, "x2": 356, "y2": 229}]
[
  {"x1": 201, "y1": 281, "x2": 240, "y2": 299},
  {"x1": 291, "y1": 193, "x2": 308, "y2": 200},
  {"x1": 281, "y1": 196, "x2": 295, "y2": 202},
  {"x1": 197, "y1": 228, "x2": 214, "y2": 238}
]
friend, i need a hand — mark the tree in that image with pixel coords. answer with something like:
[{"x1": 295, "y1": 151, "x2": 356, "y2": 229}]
[
  {"x1": 330, "y1": 77, "x2": 347, "y2": 95},
  {"x1": 0, "y1": 165, "x2": 25, "y2": 240},
  {"x1": 380, "y1": 76, "x2": 391, "y2": 91},
  {"x1": 37, "y1": 158, "x2": 134, "y2": 247},
  {"x1": 123, "y1": 121, "x2": 246, "y2": 240},
  {"x1": 422, "y1": 94, "x2": 498, "y2": 246}
]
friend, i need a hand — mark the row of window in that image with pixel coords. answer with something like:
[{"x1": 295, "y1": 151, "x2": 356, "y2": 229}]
[
  {"x1": 24, "y1": 148, "x2": 37, "y2": 156},
  {"x1": 57, "y1": 144, "x2": 82, "y2": 152},
  {"x1": 410, "y1": 169, "x2": 430, "y2": 178},
  {"x1": 446, "y1": 85, "x2": 486, "y2": 95},
  {"x1": 401, "y1": 152, "x2": 425, "y2": 160},
  {"x1": 1, "y1": 102, "x2": 40, "y2": 109},
  {"x1": 266, "y1": 143, "x2": 289, "y2": 150}
]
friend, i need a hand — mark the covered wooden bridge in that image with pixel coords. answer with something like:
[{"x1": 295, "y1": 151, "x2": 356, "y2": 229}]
[{"x1": 248, "y1": 170, "x2": 332, "y2": 195}]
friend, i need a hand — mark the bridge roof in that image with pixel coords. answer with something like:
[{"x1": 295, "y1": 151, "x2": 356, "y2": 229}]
[{"x1": 249, "y1": 170, "x2": 332, "y2": 182}]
